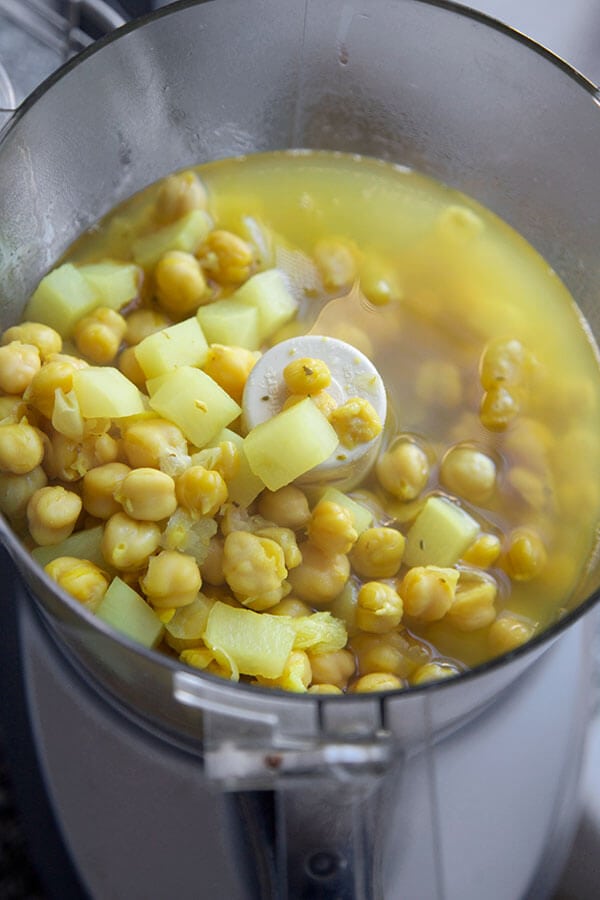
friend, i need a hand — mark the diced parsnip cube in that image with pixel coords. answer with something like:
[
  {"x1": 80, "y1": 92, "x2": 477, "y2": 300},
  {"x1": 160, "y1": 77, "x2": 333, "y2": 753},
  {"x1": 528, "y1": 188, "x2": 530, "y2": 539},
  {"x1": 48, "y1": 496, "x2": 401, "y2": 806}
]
[
  {"x1": 148, "y1": 366, "x2": 241, "y2": 448},
  {"x1": 196, "y1": 299, "x2": 260, "y2": 350},
  {"x1": 164, "y1": 592, "x2": 215, "y2": 652},
  {"x1": 233, "y1": 269, "x2": 297, "y2": 343},
  {"x1": 315, "y1": 487, "x2": 373, "y2": 534},
  {"x1": 132, "y1": 209, "x2": 212, "y2": 269},
  {"x1": 72, "y1": 367, "x2": 146, "y2": 419},
  {"x1": 208, "y1": 427, "x2": 264, "y2": 506},
  {"x1": 96, "y1": 577, "x2": 164, "y2": 648},
  {"x1": 134, "y1": 317, "x2": 209, "y2": 379},
  {"x1": 79, "y1": 261, "x2": 141, "y2": 310},
  {"x1": 404, "y1": 495, "x2": 480, "y2": 567},
  {"x1": 32, "y1": 525, "x2": 106, "y2": 569},
  {"x1": 243, "y1": 397, "x2": 339, "y2": 491},
  {"x1": 24, "y1": 264, "x2": 100, "y2": 337},
  {"x1": 203, "y1": 601, "x2": 295, "y2": 679}
]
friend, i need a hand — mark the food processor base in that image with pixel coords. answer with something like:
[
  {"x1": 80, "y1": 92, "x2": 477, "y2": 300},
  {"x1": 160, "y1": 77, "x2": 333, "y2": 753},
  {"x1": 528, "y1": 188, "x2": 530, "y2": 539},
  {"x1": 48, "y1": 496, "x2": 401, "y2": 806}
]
[{"x1": 0, "y1": 543, "x2": 594, "y2": 900}]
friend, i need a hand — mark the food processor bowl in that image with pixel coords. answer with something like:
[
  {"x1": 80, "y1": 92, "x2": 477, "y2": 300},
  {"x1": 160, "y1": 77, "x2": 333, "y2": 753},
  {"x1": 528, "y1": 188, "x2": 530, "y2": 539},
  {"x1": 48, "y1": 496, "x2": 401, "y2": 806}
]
[{"x1": 0, "y1": 2, "x2": 599, "y2": 897}]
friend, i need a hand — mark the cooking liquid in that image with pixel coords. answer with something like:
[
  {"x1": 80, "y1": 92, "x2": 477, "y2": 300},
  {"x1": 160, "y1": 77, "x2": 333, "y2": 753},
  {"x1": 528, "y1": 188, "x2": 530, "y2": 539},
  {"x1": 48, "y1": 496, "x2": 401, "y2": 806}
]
[{"x1": 64, "y1": 150, "x2": 600, "y2": 671}]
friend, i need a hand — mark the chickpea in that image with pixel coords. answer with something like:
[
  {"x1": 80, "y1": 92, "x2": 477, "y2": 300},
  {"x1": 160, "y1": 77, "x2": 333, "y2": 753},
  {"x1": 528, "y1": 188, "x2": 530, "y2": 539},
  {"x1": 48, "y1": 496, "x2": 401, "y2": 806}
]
[
  {"x1": 415, "y1": 360, "x2": 462, "y2": 409},
  {"x1": 269, "y1": 597, "x2": 313, "y2": 617},
  {"x1": 257, "y1": 485, "x2": 311, "y2": 531},
  {"x1": 307, "y1": 390, "x2": 338, "y2": 418},
  {"x1": 479, "y1": 386, "x2": 519, "y2": 431},
  {"x1": 440, "y1": 444, "x2": 496, "y2": 504},
  {"x1": 356, "y1": 581, "x2": 403, "y2": 633},
  {"x1": 351, "y1": 673, "x2": 403, "y2": 693},
  {"x1": 410, "y1": 662, "x2": 460, "y2": 686},
  {"x1": 0, "y1": 423, "x2": 45, "y2": 475},
  {"x1": 202, "y1": 344, "x2": 258, "y2": 404},
  {"x1": 399, "y1": 566, "x2": 459, "y2": 622},
  {"x1": 45, "y1": 556, "x2": 108, "y2": 612},
  {"x1": 359, "y1": 255, "x2": 402, "y2": 307},
  {"x1": 156, "y1": 170, "x2": 208, "y2": 223},
  {"x1": 480, "y1": 338, "x2": 528, "y2": 390},
  {"x1": 82, "y1": 462, "x2": 131, "y2": 519},
  {"x1": 351, "y1": 631, "x2": 429, "y2": 678},
  {"x1": 350, "y1": 527, "x2": 405, "y2": 578},
  {"x1": 330, "y1": 582, "x2": 359, "y2": 634},
  {"x1": 222, "y1": 530, "x2": 288, "y2": 611},
  {"x1": 283, "y1": 357, "x2": 332, "y2": 395},
  {"x1": 307, "y1": 500, "x2": 358, "y2": 556},
  {"x1": 140, "y1": 550, "x2": 202, "y2": 609},
  {"x1": 462, "y1": 532, "x2": 501, "y2": 568},
  {"x1": 0, "y1": 395, "x2": 29, "y2": 422},
  {"x1": 502, "y1": 527, "x2": 547, "y2": 581},
  {"x1": 154, "y1": 250, "x2": 209, "y2": 315},
  {"x1": 192, "y1": 441, "x2": 240, "y2": 484},
  {"x1": 0, "y1": 341, "x2": 41, "y2": 394},
  {"x1": 254, "y1": 526, "x2": 302, "y2": 570},
  {"x1": 308, "y1": 648, "x2": 355, "y2": 689},
  {"x1": 115, "y1": 467, "x2": 177, "y2": 521},
  {"x1": 488, "y1": 614, "x2": 537, "y2": 656},
  {"x1": 25, "y1": 358, "x2": 84, "y2": 418},
  {"x1": 308, "y1": 684, "x2": 343, "y2": 695},
  {"x1": 445, "y1": 577, "x2": 497, "y2": 631},
  {"x1": 282, "y1": 391, "x2": 338, "y2": 416},
  {"x1": 125, "y1": 309, "x2": 170, "y2": 346},
  {"x1": 175, "y1": 466, "x2": 228, "y2": 517},
  {"x1": 202, "y1": 229, "x2": 254, "y2": 284},
  {"x1": 27, "y1": 485, "x2": 82, "y2": 546},
  {"x1": 200, "y1": 536, "x2": 226, "y2": 586},
  {"x1": 0, "y1": 465, "x2": 47, "y2": 522},
  {"x1": 329, "y1": 397, "x2": 382, "y2": 449},
  {"x1": 2, "y1": 322, "x2": 62, "y2": 360},
  {"x1": 118, "y1": 346, "x2": 147, "y2": 389},
  {"x1": 376, "y1": 439, "x2": 429, "y2": 501},
  {"x1": 101, "y1": 511, "x2": 161, "y2": 570},
  {"x1": 73, "y1": 307, "x2": 127, "y2": 364},
  {"x1": 122, "y1": 418, "x2": 187, "y2": 469},
  {"x1": 313, "y1": 237, "x2": 358, "y2": 290},
  {"x1": 506, "y1": 466, "x2": 552, "y2": 513},
  {"x1": 43, "y1": 431, "x2": 99, "y2": 482},
  {"x1": 288, "y1": 541, "x2": 350, "y2": 607}
]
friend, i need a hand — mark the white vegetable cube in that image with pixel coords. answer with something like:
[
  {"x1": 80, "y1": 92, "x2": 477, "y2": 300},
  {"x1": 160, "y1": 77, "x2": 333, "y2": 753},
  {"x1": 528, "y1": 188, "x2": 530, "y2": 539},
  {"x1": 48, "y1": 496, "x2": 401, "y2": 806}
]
[
  {"x1": 404, "y1": 495, "x2": 480, "y2": 567},
  {"x1": 135, "y1": 317, "x2": 209, "y2": 379},
  {"x1": 243, "y1": 397, "x2": 339, "y2": 491},
  {"x1": 203, "y1": 601, "x2": 295, "y2": 679},
  {"x1": 196, "y1": 299, "x2": 260, "y2": 350},
  {"x1": 132, "y1": 209, "x2": 212, "y2": 269},
  {"x1": 233, "y1": 269, "x2": 297, "y2": 343},
  {"x1": 24, "y1": 263, "x2": 100, "y2": 337},
  {"x1": 148, "y1": 366, "x2": 241, "y2": 448},
  {"x1": 96, "y1": 577, "x2": 164, "y2": 648},
  {"x1": 31, "y1": 524, "x2": 106, "y2": 570},
  {"x1": 72, "y1": 367, "x2": 146, "y2": 418},
  {"x1": 79, "y1": 261, "x2": 141, "y2": 310}
]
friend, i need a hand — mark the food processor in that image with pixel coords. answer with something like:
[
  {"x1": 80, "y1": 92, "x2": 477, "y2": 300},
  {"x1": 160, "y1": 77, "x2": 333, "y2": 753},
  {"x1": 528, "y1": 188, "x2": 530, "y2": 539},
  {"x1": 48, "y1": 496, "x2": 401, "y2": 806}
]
[{"x1": 0, "y1": 2, "x2": 600, "y2": 898}]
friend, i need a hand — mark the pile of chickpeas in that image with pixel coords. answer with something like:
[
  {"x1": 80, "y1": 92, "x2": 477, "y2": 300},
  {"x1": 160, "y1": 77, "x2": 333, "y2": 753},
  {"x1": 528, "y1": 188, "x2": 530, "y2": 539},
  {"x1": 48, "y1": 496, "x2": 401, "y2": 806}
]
[{"x1": 0, "y1": 165, "x2": 574, "y2": 695}]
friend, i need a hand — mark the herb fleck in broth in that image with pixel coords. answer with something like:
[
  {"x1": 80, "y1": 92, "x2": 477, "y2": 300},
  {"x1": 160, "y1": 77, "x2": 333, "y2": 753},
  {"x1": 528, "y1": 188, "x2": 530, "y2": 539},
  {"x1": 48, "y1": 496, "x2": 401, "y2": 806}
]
[{"x1": 7, "y1": 150, "x2": 600, "y2": 688}]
